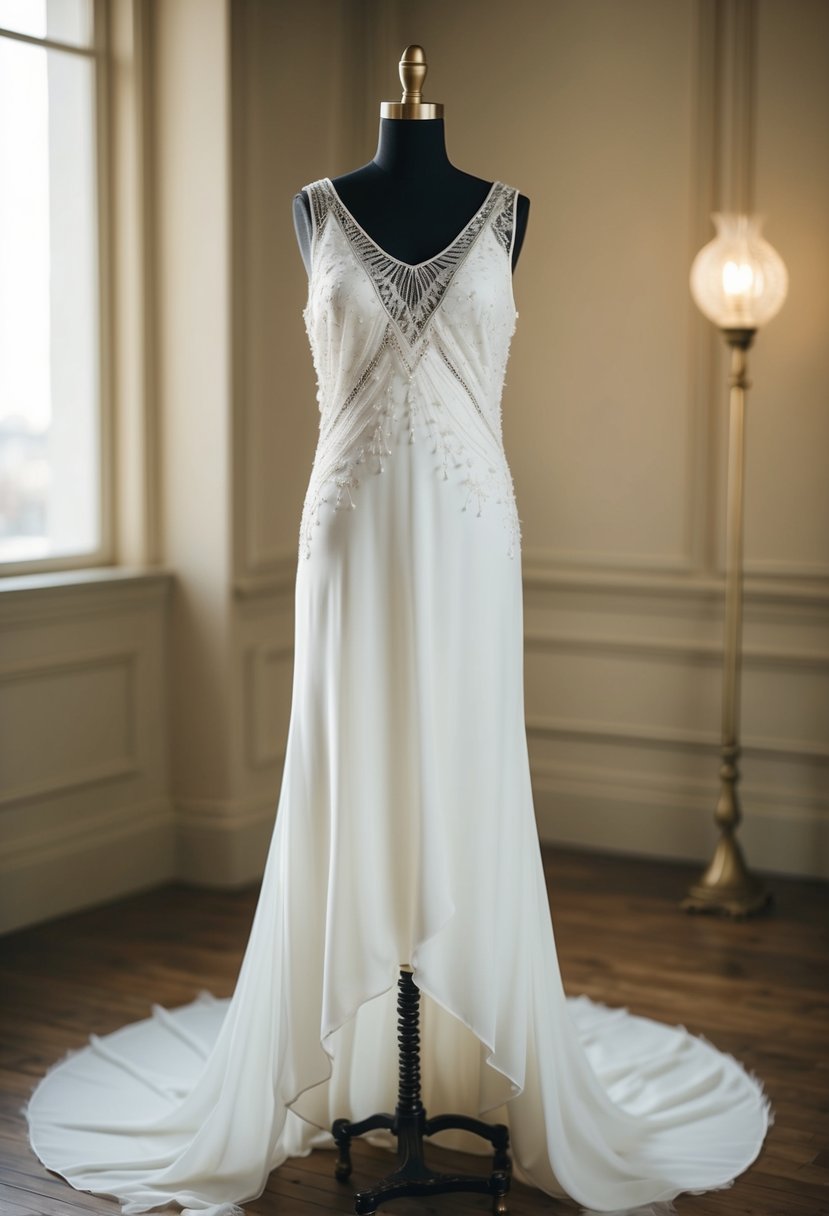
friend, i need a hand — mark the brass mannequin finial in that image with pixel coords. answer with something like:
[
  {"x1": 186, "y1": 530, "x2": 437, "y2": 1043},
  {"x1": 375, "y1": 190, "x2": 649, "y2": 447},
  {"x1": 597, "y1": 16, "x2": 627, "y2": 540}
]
[{"x1": 380, "y1": 44, "x2": 444, "y2": 120}]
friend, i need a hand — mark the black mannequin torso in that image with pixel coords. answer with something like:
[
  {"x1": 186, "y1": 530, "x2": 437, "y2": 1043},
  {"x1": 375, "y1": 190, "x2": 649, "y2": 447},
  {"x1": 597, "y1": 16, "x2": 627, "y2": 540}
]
[{"x1": 293, "y1": 118, "x2": 529, "y2": 276}]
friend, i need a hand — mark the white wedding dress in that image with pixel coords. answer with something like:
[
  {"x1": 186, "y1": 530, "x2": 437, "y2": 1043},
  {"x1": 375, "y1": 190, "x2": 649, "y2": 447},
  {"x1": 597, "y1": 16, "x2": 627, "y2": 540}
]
[{"x1": 25, "y1": 176, "x2": 773, "y2": 1216}]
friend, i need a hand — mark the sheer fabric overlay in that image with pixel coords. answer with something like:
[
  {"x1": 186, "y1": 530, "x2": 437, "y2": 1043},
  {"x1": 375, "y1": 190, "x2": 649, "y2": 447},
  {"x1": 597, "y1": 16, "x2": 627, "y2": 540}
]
[{"x1": 25, "y1": 176, "x2": 773, "y2": 1216}]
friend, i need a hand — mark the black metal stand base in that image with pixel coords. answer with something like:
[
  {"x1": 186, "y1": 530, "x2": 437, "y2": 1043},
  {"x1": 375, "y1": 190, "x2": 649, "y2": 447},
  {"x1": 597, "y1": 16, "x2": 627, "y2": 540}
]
[{"x1": 332, "y1": 968, "x2": 511, "y2": 1215}]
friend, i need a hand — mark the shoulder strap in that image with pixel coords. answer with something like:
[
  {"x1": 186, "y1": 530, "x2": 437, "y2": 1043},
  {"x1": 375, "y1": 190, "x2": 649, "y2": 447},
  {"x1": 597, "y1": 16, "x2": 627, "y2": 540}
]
[
  {"x1": 301, "y1": 178, "x2": 332, "y2": 253},
  {"x1": 490, "y1": 183, "x2": 520, "y2": 260}
]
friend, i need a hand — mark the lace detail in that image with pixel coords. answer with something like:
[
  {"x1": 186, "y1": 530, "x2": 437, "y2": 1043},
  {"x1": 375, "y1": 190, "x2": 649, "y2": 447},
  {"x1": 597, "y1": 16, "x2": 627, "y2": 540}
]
[
  {"x1": 306, "y1": 180, "x2": 331, "y2": 250},
  {"x1": 299, "y1": 344, "x2": 522, "y2": 564},
  {"x1": 299, "y1": 176, "x2": 522, "y2": 563},
  {"x1": 321, "y1": 177, "x2": 510, "y2": 349},
  {"x1": 407, "y1": 376, "x2": 522, "y2": 560},
  {"x1": 321, "y1": 326, "x2": 394, "y2": 437},
  {"x1": 491, "y1": 185, "x2": 518, "y2": 257}
]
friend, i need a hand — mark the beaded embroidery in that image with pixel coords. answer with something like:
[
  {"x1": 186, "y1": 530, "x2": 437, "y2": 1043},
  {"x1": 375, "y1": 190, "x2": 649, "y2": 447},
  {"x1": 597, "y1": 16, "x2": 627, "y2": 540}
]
[
  {"x1": 299, "y1": 176, "x2": 522, "y2": 562},
  {"x1": 320, "y1": 177, "x2": 508, "y2": 349},
  {"x1": 433, "y1": 334, "x2": 495, "y2": 440}
]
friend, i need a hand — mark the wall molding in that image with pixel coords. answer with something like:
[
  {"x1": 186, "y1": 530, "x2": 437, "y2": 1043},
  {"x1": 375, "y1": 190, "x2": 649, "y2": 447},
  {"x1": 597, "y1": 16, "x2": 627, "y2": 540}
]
[
  {"x1": 741, "y1": 557, "x2": 829, "y2": 581},
  {"x1": 0, "y1": 796, "x2": 176, "y2": 935},
  {"x1": 244, "y1": 643, "x2": 293, "y2": 770},
  {"x1": 531, "y1": 755, "x2": 828, "y2": 880},
  {"x1": 0, "y1": 566, "x2": 173, "y2": 623},
  {"x1": 517, "y1": 549, "x2": 699, "y2": 576},
  {"x1": 232, "y1": 544, "x2": 829, "y2": 611},
  {"x1": 0, "y1": 797, "x2": 173, "y2": 871},
  {"x1": 0, "y1": 642, "x2": 140, "y2": 680},
  {"x1": 110, "y1": 0, "x2": 162, "y2": 566},
  {"x1": 530, "y1": 753, "x2": 827, "y2": 816},
  {"x1": 526, "y1": 713, "x2": 829, "y2": 765},
  {"x1": 0, "y1": 646, "x2": 140, "y2": 809},
  {"x1": 233, "y1": 553, "x2": 298, "y2": 600},
  {"x1": 521, "y1": 549, "x2": 829, "y2": 604},
  {"x1": 174, "y1": 790, "x2": 281, "y2": 887},
  {"x1": 175, "y1": 788, "x2": 281, "y2": 831},
  {"x1": 229, "y1": 0, "x2": 256, "y2": 582},
  {"x1": 0, "y1": 757, "x2": 140, "y2": 813},
  {"x1": 0, "y1": 565, "x2": 171, "y2": 933},
  {"x1": 525, "y1": 628, "x2": 829, "y2": 671}
]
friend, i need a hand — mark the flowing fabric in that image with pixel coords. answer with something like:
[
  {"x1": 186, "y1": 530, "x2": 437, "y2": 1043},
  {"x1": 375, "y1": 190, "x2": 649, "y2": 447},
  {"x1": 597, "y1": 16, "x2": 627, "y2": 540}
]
[{"x1": 25, "y1": 176, "x2": 774, "y2": 1216}]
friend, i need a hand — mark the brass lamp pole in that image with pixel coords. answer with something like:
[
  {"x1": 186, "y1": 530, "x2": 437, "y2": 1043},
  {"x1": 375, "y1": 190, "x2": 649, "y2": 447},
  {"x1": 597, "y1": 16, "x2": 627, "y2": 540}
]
[{"x1": 683, "y1": 213, "x2": 788, "y2": 918}]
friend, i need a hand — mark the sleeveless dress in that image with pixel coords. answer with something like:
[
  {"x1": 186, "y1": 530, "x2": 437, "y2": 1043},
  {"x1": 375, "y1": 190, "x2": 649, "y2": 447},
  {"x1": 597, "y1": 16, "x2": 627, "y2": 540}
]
[{"x1": 25, "y1": 176, "x2": 774, "y2": 1216}]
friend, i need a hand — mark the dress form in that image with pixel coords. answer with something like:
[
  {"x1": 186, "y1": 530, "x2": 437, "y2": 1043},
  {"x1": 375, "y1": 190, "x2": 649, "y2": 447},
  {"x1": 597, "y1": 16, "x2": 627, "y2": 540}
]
[
  {"x1": 294, "y1": 46, "x2": 526, "y2": 1215},
  {"x1": 293, "y1": 46, "x2": 530, "y2": 274}
]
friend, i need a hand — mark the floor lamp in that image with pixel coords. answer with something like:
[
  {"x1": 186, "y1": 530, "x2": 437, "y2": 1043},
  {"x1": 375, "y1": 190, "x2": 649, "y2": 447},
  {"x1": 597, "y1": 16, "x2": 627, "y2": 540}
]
[{"x1": 683, "y1": 212, "x2": 788, "y2": 918}]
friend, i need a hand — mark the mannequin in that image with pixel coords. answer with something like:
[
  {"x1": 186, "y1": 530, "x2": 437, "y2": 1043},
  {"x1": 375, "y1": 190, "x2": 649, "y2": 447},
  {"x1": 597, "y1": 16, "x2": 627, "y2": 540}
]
[
  {"x1": 293, "y1": 44, "x2": 530, "y2": 275},
  {"x1": 292, "y1": 46, "x2": 528, "y2": 1215}
]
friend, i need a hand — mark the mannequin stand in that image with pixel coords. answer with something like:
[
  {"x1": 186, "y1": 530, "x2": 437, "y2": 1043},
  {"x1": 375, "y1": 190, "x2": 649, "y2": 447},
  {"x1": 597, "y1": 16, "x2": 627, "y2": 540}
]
[{"x1": 332, "y1": 967, "x2": 511, "y2": 1215}]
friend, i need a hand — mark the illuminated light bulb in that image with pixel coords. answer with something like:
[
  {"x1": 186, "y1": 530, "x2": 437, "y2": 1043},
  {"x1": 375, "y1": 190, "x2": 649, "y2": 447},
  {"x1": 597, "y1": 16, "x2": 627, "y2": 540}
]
[{"x1": 690, "y1": 213, "x2": 788, "y2": 330}]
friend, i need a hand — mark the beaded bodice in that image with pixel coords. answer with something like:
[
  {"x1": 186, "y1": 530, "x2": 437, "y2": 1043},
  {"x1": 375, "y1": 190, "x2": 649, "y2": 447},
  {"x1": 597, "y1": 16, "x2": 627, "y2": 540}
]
[{"x1": 299, "y1": 175, "x2": 522, "y2": 560}]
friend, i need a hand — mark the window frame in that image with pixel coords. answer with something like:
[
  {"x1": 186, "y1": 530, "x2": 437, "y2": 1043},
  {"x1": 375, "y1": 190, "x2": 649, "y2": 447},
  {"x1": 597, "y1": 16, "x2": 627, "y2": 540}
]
[{"x1": 0, "y1": 0, "x2": 114, "y2": 577}]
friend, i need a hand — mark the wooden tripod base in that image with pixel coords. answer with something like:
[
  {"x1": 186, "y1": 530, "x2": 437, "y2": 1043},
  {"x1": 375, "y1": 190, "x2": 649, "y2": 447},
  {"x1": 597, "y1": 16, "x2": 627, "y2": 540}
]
[{"x1": 332, "y1": 968, "x2": 511, "y2": 1215}]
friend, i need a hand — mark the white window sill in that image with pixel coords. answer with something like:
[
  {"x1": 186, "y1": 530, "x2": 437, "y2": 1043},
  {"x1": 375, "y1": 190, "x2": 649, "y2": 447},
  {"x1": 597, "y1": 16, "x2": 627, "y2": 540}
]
[{"x1": 0, "y1": 565, "x2": 174, "y2": 622}]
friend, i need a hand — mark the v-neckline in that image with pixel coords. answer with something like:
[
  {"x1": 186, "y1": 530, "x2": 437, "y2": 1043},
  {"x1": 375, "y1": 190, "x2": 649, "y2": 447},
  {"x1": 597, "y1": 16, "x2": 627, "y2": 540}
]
[{"x1": 324, "y1": 176, "x2": 501, "y2": 271}]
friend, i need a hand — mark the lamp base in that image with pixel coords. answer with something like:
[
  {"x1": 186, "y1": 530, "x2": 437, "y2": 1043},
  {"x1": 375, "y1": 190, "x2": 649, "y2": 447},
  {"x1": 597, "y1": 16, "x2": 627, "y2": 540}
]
[{"x1": 681, "y1": 832, "x2": 773, "y2": 919}]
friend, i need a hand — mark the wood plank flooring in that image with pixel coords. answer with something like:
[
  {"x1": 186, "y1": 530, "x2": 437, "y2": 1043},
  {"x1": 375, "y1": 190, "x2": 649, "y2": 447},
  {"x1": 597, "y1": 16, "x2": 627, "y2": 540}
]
[{"x1": 1, "y1": 845, "x2": 827, "y2": 1215}]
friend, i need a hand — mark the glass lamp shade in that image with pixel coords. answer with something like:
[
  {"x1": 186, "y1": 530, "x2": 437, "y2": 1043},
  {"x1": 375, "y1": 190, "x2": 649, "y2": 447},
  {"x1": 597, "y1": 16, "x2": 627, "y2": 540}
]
[{"x1": 690, "y1": 212, "x2": 788, "y2": 329}]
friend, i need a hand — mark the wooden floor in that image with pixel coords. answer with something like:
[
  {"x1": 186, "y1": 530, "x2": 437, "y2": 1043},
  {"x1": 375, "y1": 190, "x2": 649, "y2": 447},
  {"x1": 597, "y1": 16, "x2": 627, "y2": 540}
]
[{"x1": 1, "y1": 845, "x2": 827, "y2": 1216}]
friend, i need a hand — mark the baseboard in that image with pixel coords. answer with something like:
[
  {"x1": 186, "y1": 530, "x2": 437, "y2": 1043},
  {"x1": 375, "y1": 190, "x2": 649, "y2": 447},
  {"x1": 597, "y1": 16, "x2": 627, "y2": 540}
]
[
  {"x1": 6, "y1": 768, "x2": 816, "y2": 937},
  {"x1": 530, "y1": 760, "x2": 829, "y2": 880},
  {"x1": 0, "y1": 799, "x2": 177, "y2": 935},
  {"x1": 174, "y1": 795, "x2": 278, "y2": 887},
  {"x1": 172, "y1": 764, "x2": 828, "y2": 893}
]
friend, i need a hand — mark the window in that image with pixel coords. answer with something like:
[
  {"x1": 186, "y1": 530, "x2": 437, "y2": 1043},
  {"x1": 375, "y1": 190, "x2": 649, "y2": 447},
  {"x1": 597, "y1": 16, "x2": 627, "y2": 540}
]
[{"x1": 0, "y1": 0, "x2": 109, "y2": 572}]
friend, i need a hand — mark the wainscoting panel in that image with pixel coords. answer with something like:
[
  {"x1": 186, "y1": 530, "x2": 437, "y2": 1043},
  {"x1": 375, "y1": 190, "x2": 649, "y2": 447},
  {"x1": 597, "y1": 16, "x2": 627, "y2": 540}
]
[
  {"x1": 244, "y1": 641, "x2": 294, "y2": 771},
  {"x1": 0, "y1": 572, "x2": 175, "y2": 933},
  {"x1": 0, "y1": 648, "x2": 138, "y2": 810},
  {"x1": 522, "y1": 561, "x2": 829, "y2": 877},
  {"x1": 172, "y1": 570, "x2": 298, "y2": 889}
]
